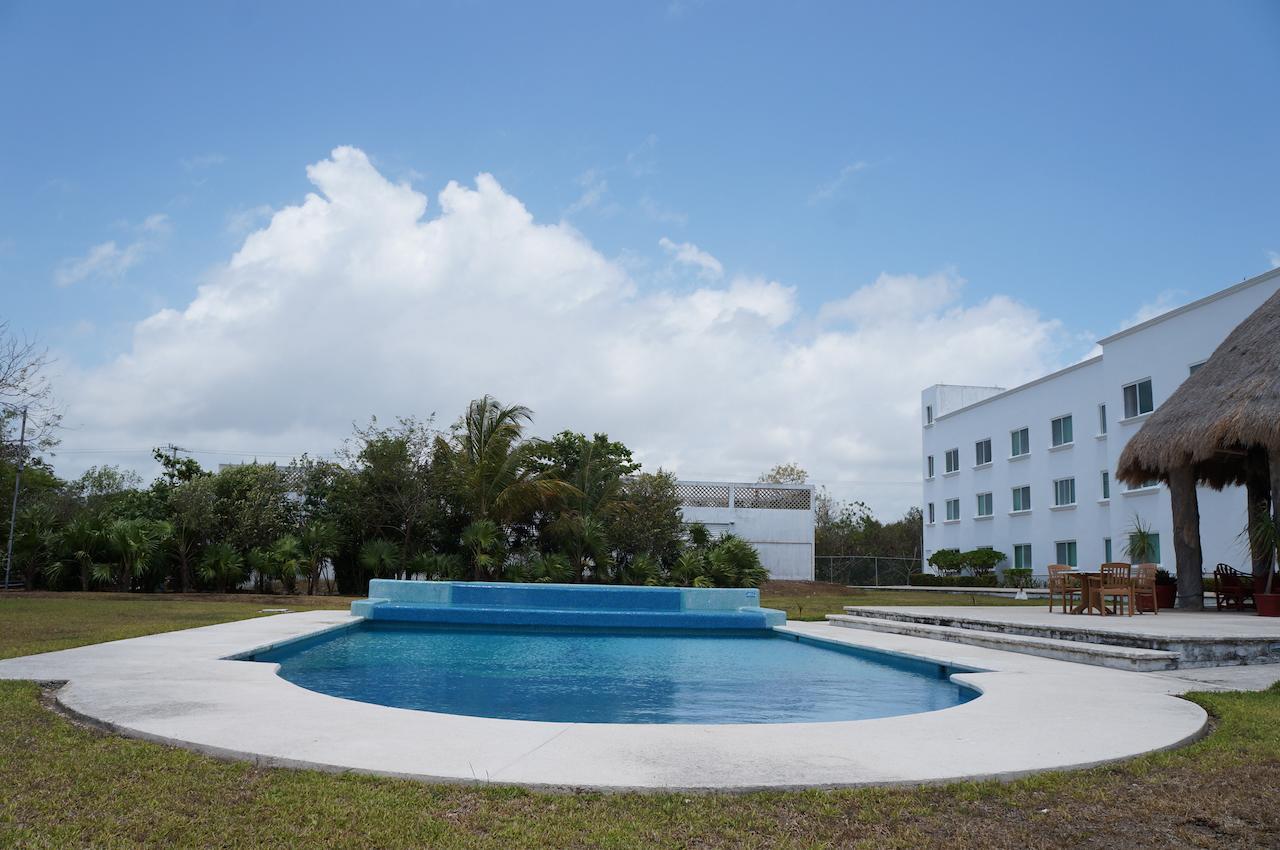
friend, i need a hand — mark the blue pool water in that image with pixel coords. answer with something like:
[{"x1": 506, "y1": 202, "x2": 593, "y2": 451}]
[{"x1": 254, "y1": 623, "x2": 975, "y2": 724}]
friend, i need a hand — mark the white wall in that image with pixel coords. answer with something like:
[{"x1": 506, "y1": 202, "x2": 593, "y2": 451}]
[
  {"x1": 921, "y1": 267, "x2": 1280, "y2": 579},
  {"x1": 679, "y1": 482, "x2": 815, "y2": 581}
]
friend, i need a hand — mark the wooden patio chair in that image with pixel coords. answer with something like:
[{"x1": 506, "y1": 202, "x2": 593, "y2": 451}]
[
  {"x1": 1097, "y1": 562, "x2": 1133, "y2": 616},
  {"x1": 1133, "y1": 564, "x2": 1158, "y2": 615},
  {"x1": 1047, "y1": 564, "x2": 1079, "y2": 613},
  {"x1": 1213, "y1": 564, "x2": 1254, "y2": 611}
]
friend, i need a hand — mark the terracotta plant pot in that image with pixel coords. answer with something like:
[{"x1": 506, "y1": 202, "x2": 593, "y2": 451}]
[
  {"x1": 1155, "y1": 584, "x2": 1176, "y2": 610},
  {"x1": 1257, "y1": 593, "x2": 1280, "y2": 618}
]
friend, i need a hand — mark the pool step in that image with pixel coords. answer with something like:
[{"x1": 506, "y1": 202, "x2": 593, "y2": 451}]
[{"x1": 825, "y1": 613, "x2": 1181, "y2": 672}]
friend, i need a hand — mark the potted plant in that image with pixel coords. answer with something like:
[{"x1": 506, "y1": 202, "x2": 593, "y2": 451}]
[
  {"x1": 1248, "y1": 515, "x2": 1280, "y2": 617},
  {"x1": 1154, "y1": 568, "x2": 1177, "y2": 609}
]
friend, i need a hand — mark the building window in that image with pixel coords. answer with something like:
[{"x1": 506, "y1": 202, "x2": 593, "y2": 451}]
[
  {"x1": 1098, "y1": 404, "x2": 1107, "y2": 435},
  {"x1": 976, "y1": 492, "x2": 993, "y2": 517},
  {"x1": 975, "y1": 438, "x2": 992, "y2": 466},
  {"x1": 1013, "y1": 543, "x2": 1032, "y2": 570},
  {"x1": 926, "y1": 455, "x2": 934, "y2": 479},
  {"x1": 927, "y1": 502, "x2": 935, "y2": 524},
  {"x1": 1104, "y1": 537, "x2": 1113, "y2": 562},
  {"x1": 944, "y1": 448, "x2": 960, "y2": 474},
  {"x1": 1010, "y1": 427, "x2": 1030, "y2": 458},
  {"x1": 1189, "y1": 361, "x2": 1206, "y2": 376},
  {"x1": 1123, "y1": 379, "x2": 1154, "y2": 418},
  {"x1": 1011, "y1": 485, "x2": 1031, "y2": 512},
  {"x1": 1127, "y1": 532, "x2": 1161, "y2": 564},
  {"x1": 1101, "y1": 470, "x2": 1110, "y2": 500},
  {"x1": 945, "y1": 498, "x2": 960, "y2": 521},
  {"x1": 1055, "y1": 540, "x2": 1078, "y2": 567},
  {"x1": 1053, "y1": 477, "x2": 1076, "y2": 507},
  {"x1": 1126, "y1": 477, "x2": 1160, "y2": 492},
  {"x1": 1051, "y1": 414, "x2": 1073, "y2": 447},
  {"x1": 925, "y1": 404, "x2": 934, "y2": 425}
]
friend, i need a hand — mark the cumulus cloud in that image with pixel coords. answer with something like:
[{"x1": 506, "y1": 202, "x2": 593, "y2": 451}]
[
  {"x1": 54, "y1": 214, "x2": 170, "y2": 287},
  {"x1": 659, "y1": 237, "x2": 723, "y2": 279},
  {"x1": 59, "y1": 146, "x2": 1070, "y2": 514},
  {"x1": 565, "y1": 169, "x2": 609, "y2": 215}
]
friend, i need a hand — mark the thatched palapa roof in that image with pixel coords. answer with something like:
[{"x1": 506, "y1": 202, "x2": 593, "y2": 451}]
[{"x1": 1117, "y1": 286, "x2": 1280, "y2": 489}]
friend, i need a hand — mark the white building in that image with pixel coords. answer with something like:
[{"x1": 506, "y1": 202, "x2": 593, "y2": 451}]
[
  {"x1": 921, "y1": 267, "x2": 1280, "y2": 580},
  {"x1": 676, "y1": 480, "x2": 815, "y2": 580}
]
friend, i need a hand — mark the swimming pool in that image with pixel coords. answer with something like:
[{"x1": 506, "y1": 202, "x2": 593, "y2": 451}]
[{"x1": 253, "y1": 622, "x2": 976, "y2": 724}]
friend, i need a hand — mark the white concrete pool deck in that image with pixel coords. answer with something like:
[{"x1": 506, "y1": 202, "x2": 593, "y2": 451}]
[{"x1": 0, "y1": 611, "x2": 1248, "y2": 792}]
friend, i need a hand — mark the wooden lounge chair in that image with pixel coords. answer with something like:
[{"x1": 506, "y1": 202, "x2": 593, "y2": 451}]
[
  {"x1": 1213, "y1": 564, "x2": 1254, "y2": 611},
  {"x1": 1097, "y1": 563, "x2": 1133, "y2": 616},
  {"x1": 1133, "y1": 564, "x2": 1158, "y2": 614},
  {"x1": 1047, "y1": 564, "x2": 1079, "y2": 613}
]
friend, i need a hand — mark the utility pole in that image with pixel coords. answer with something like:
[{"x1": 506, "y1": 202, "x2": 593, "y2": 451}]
[{"x1": 4, "y1": 406, "x2": 29, "y2": 593}]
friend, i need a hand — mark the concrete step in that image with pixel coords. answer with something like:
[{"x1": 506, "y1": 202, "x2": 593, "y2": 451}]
[{"x1": 826, "y1": 612, "x2": 1181, "y2": 672}]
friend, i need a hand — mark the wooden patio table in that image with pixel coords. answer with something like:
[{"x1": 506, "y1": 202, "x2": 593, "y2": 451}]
[{"x1": 1066, "y1": 569, "x2": 1104, "y2": 615}]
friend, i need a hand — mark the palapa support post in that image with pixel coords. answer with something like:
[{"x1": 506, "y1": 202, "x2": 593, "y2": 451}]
[{"x1": 1167, "y1": 465, "x2": 1204, "y2": 610}]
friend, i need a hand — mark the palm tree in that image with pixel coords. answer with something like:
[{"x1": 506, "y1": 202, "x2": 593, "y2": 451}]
[
  {"x1": 270, "y1": 534, "x2": 303, "y2": 593},
  {"x1": 198, "y1": 542, "x2": 244, "y2": 593},
  {"x1": 101, "y1": 518, "x2": 170, "y2": 592},
  {"x1": 298, "y1": 521, "x2": 340, "y2": 595},
  {"x1": 49, "y1": 514, "x2": 105, "y2": 591},
  {"x1": 359, "y1": 538, "x2": 401, "y2": 585},
  {"x1": 550, "y1": 436, "x2": 628, "y2": 581},
  {"x1": 438, "y1": 396, "x2": 577, "y2": 524},
  {"x1": 460, "y1": 519, "x2": 502, "y2": 580}
]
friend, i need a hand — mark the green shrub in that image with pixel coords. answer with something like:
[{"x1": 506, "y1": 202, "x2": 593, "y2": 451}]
[
  {"x1": 926, "y1": 549, "x2": 964, "y2": 575},
  {"x1": 963, "y1": 548, "x2": 1006, "y2": 577}
]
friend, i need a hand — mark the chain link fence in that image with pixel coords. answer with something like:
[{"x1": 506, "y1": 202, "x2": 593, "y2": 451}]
[{"x1": 814, "y1": 555, "x2": 920, "y2": 586}]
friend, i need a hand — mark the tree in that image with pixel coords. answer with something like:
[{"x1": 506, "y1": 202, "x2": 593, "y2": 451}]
[
  {"x1": 604, "y1": 471, "x2": 685, "y2": 572},
  {"x1": 269, "y1": 534, "x2": 303, "y2": 593},
  {"x1": 437, "y1": 396, "x2": 576, "y2": 525},
  {"x1": 101, "y1": 518, "x2": 170, "y2": 592},
  {"x1": 167, "y1": 476, "x2": 217, "y2": 592},
  {"x1": 358, "y1": 539, "x2": 401, "y2": 583},
  {"x1": 0, "y1": 320, "x2": 61, "y2": 455},
  {"x1": 211, "y1": 463, "x2": 296, "y2": 555},
  {"x1": 49, "y1": 513, "x2": 107, "y2": 591},
  {"x1": 927, "y1": 548, "x2": 964, "y2": 576},
  {"x1": 298, "y1": 521, "x2": 339, "y2": 595},
  {"x1": 460, "y1": 519, "x2": 502, "y2": 581},
  {"x1": 340, "y1": 416, "x2": 441, "y2": 565},
  {"x1": 547, "y1": 436, "x2": 626, "y2": 581},
  {"x1": 198, "y1": 542, "x2": 244, "y2": 593},
  {"x1": 758, "y1": 463, "x2": 808, "y2": 484}
]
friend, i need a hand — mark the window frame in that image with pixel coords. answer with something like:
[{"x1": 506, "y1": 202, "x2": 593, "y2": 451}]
[
  {"x1": 1050, "y1": 414, "x2": 1074, "y2": 447},
  {"x1": 1122, "y1": 378, "x2": 1154, "y2": 419},
  {"x1": 944, "y1": 448, "x2": 960, "y2": 474},
  {"x1": 1097, "y1": 403, "x2": 1107, "y2": 436},
  {"x1": 1011, "y1": 485, "x2": 1031, "y2": 512},
  {"x1": 1013, "y1": 543, "x2": 1032, "y2": 570},
  {"x1": 945, "y1": 498, "x2": 961, "y2": 522},
  {"x1": 974, "y1": 438, "x2": 992, "y2": 467},
  {"x1": 975, "y1": 491, "x2": 993, "y2": 517},
  {"x1": 927, "y1": 502, "x2": 935, "y2": 524},
  {"x1": 1010, "y1": 427, "x2": 1030, "y2": 458},
  {"x1": 926, "y1": 455, "x2": 934, "y2": 479},
  {"x1": 1055, "y1": 540, "x2": 1078, "y2": 568},
  {"x1": 1100, "y1": 470, "x2": 1110, "y2": 500},
  {"x1": 1053, "y1": 476, "x2": 1077, "y2": 507}
]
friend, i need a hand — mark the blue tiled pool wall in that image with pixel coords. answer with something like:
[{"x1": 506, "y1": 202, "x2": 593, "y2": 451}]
[{"x1": 351, "y1": 579, "x2": 786, "y2": 629}]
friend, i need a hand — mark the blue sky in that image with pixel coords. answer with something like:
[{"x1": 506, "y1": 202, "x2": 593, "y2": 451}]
[{"x1": 2, "y1": 1, "x2": 1278, "y2": 509}]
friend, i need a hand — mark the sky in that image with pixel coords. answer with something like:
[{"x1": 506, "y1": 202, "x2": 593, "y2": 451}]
[{"x1": 1, "y1": 1, "x2": 1278, "y2": 517}]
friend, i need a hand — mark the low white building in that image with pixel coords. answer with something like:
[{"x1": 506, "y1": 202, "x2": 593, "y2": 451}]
[
  {"x1": 676, "y1": 480, "x2": 815, "y2": 580},
  {"x1": 921, "y1": 266, "x2": 1280, "y2": 580}
]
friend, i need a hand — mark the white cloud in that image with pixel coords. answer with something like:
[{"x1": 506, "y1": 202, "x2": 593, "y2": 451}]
[
  {"x1": 809, "y1": 162, "x2": 868, "y2": 205},
  {"x1": 626, "y1": 134, "x2": 659, "y2": 177},
  {"x1": 53, "y1": 214, "x2": 170, "y2": 286},
  {"x1": 59, "y1": 146, "x2": 1070, "y2": 515},
  {"x1": 659, "y1": 237, "x2": 723, "y2": 279},
  {"x1": 226, "y1": 204, "x2": 275, "y2": 235},
  {"x1": 1115, "y1": 289, "x2": 1186, "y2": 332},
  {"x1": 181, "y1": 153, "x2": 227, "y2": 171},
  {"x1": 565, "y1": 169, "x2": 609, "y2": 215}
]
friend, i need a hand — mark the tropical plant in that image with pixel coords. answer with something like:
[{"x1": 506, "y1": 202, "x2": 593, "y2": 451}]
[
  {"x1": 1125, "y1": 515, "x2": 1159, "y2": 564},
  {"x1": 270, "y1": 534, "x2": 303, "y2": 593},
  {"x1": 358, "y1": 538, "x2": 402, "y2": 582},
  {"x1": 1246, "y1": 514, "x2": 1280, "y2": 595},
  {"x1": 460, "y1": 519, "x2": 502, "y2": 580},
  {"x1": 13, "y1": 502, "x2": 60, "y2": 591},
  {"x1": 245, "y1": 547, "x2": 272, "y2": 593},
  {"x1": 408, "y1": 551, "x2": 466, "y2": 581},
  {"x1": 707, "y1": 535, "x2": 769, "y2": 588},
  {"x1": 99, "y1": 518, "x2": 170, "y2": 592},
  {"x1": 437, "y1": 396, "x2": 576, "y2": 524},
  {"x1": 298, "y1": 521, "x2": 340, "y2": 594},
  {"x1": 521, "y1": 551, "x2": 573, "y2": 583},
  {"x1": 167, "y1": 475, "x2": 217, "y2": 592},
  {"x1": 48, "y1": 514, "x2": 106, "y2": 591},
  {"x1": 198, "y1": 542, "x2": 244, "y2": 593}
]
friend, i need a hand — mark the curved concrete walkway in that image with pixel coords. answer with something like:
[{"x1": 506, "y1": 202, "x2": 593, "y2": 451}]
[{"x1": 0, "y1": 612, "x2": 1209, "y2": 791}]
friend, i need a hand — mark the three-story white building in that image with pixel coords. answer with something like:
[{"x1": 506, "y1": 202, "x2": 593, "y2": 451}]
[{"x1": 921, "y1": 266, "x2": 1280, "y2": 579}]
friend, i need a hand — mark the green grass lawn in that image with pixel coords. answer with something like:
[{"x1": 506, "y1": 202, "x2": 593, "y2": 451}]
[
  {"x1": 759, "y1": 581, "x2": 1045, "y2": 621},
  {"x1": 1, "y1": 593, "x2": 1278, "y2": 848}
]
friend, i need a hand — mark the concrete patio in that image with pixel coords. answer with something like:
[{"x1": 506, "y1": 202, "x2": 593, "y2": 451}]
[{"x1": 829, "y1": 606, "x2": 1280, "y2": 670}]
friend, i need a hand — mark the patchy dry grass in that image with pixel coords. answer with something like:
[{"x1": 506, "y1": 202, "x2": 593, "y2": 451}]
[
  {"x1": 760, "y1": 580, "x2": 1044, "y2": 621},
  {"x1": 0, "y1": 593, "x2": 1277, "y2": 848}
]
